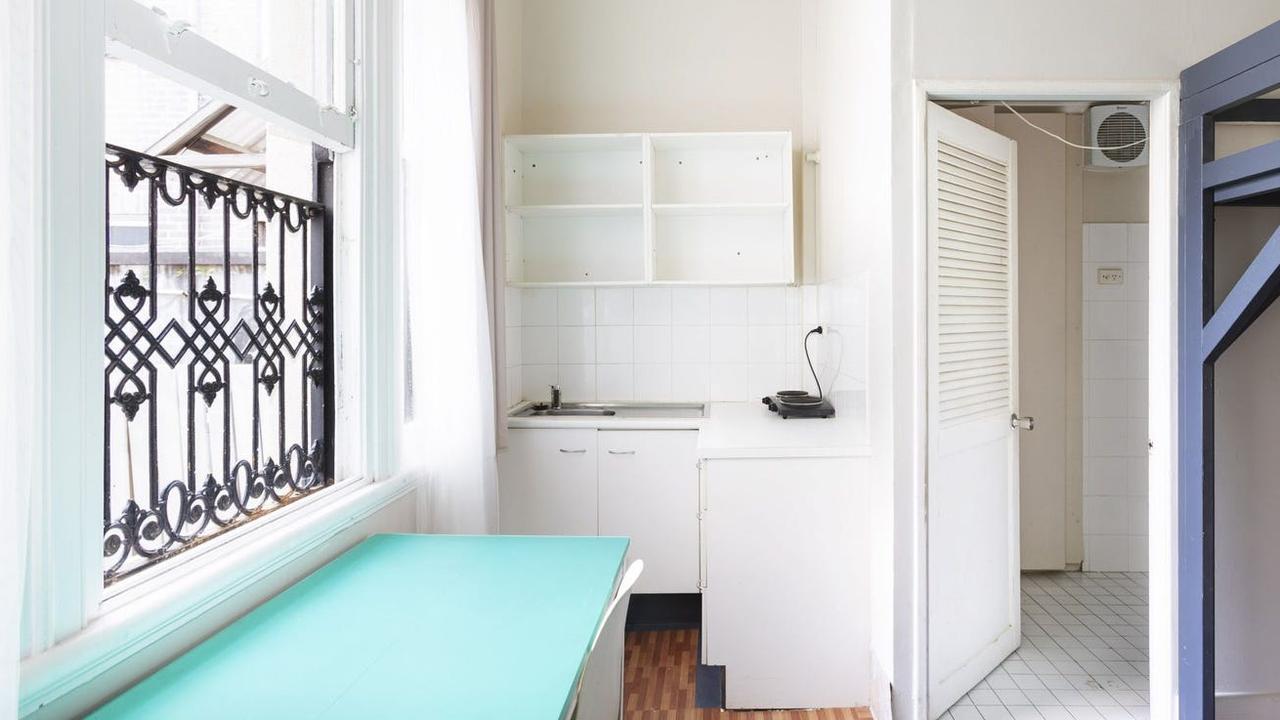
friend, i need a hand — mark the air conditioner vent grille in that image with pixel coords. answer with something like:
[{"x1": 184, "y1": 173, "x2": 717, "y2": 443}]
[{"x1": 1097, "y1": 111, "x2": 1147, "y2": 163}]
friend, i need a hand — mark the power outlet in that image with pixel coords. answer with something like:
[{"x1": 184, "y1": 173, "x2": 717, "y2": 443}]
[{"x1": 1097, "y1": 267, "x2": 1125, "y2": 285}]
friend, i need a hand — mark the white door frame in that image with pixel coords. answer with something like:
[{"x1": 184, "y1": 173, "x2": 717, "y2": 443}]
[{"x1": 905, "y1": 80, "x2": 1178, "y2": 720}]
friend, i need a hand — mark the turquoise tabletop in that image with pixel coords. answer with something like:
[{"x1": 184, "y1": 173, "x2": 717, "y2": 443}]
[{"x1": 90, "y1": 533, "x2": 630, "y2": 720}]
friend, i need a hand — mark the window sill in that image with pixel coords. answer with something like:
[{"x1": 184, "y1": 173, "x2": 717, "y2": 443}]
[{"x1": 19, "y1": 475, "x2": 416, "y2": 718}]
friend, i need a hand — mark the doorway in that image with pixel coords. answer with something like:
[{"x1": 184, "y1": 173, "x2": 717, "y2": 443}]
[{"x1": 924, "y1": 97, "x2": 1158, "y2": 720}]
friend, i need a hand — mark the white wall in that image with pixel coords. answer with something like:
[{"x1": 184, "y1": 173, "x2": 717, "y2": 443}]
[
  {"x1": 513, "y1": 0, "x2": 801, "y2": 136},
  {"x1": 807, "y1": 0, "x2": 896, "y2": 717},
  {"x1": 1082, "y1": 223, "x2": 1150, "y2": 573},
  {"x1": 912, "y1": 1, "x2": 1280, "y2": 83}
]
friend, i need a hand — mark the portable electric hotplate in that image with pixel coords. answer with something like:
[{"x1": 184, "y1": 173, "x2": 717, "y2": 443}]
[{"x1": 761, "y1": 328, "x2": 835, "y2": 419}]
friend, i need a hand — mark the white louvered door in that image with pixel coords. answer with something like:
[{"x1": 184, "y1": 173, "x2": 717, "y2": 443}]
[{"x1": 926, "y1": 103, "x2": 1021, "y2": 719}]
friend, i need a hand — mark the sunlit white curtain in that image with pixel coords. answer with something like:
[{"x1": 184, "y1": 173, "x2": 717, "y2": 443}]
[
  {"x1": 1, "y1": 0, "x2": 42, "y2": 713},
  {"x1": 467, "y1": 0, "x2": 508, "y2": 450},
  {"x1": 400, "y1": 0, "x2": 500, "y2": 533}
]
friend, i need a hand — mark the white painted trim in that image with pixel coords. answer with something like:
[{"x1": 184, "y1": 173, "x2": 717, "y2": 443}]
[
  {"x1": 27, "y1": 0, "x2": 107, "y2": 657},
  {"x1": 1216, "y1": 691, "x2": 1280, "y2": 720},
  {"x1": 909, "y1": 79, "x2": 1179, "y2": 720},
  {"x1": 100, "y1": 476, "x2": 368, "y2": 603},
  {"x1": 357, "y1": 0, "x2": 402, "y2": 479},
  {"x1": 18, "y1": 476, "x2": 415, "y2": 717},
  {"x1": 104, "y1": 0, "x2": 355, "y2": 151}
]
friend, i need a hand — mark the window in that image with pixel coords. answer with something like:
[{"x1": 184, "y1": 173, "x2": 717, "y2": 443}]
[{"x1": 100, "y1": 0, "x2": 353, "y2": 583}]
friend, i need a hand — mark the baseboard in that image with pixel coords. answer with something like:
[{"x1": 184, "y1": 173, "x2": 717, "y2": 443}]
[
  {"x1": 1216, "y1": 691, "x2": 1280, "y2": 719},
  {"x1": 625, "y1": 593, "x2": 700, "y2": 630}
]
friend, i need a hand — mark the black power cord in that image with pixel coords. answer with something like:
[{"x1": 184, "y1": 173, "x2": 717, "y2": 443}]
[{"x1": 804, "y1": 326, "x2": 824, "y2": 400}]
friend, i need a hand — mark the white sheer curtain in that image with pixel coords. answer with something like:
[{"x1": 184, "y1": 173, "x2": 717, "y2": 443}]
[
  {"x1": 1, "y1": 0, "x2": 41, "y2": 713},
  {"x1": 400, "y1": 0, "x2": 500, "y2": 534}
]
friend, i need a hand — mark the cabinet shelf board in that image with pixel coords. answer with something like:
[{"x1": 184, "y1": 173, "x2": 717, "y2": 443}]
[
  {"x1": 507, "y1": 204, "x2": 643, "y2": 217},
  {"x1": 651, "y1": 202, "x2": 790, "y2": 216}
]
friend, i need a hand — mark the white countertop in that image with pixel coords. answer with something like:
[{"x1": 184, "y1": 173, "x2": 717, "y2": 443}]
[
  {"x1": 505, "y1": 392, "x2": 870, "y2": 459},
  {"x1": 696, "y1": 392, "x2": 870, "y2": 459}
]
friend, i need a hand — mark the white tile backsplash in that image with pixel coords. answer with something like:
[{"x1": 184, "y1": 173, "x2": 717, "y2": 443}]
[
  {"x1": 557, "y1": 364, "x2": 595, "y2": 401},
  {"x1": 709, "y1": 287, "x2": 749, "y2": 325},
  {"x1": 596, "y1": 364, "x2": 635, "y2": 401},
  {"x1": 557, "y1": 288, "x2": 595, "y2": 325},
  {"x1": 557, "y1": 326, "x2": 595, "y2": 364},
  {"x1": 634, "y1": 363, "x2": 673, "y2": 401},
  {"x1": 523, "y1": 288, "x2": 557, "y2": 326},
  {"x1": 595, "y1": 288, "x2": 633, "y2": 325},
  {"x1": 671, "y1": 287, "x2": 710, "y2": 325},
  {"x1": 671, "y1": 362, "x2": 709, "y2": 400},
  {"x1": 709, "y1": 363, "x2": 749, "y2": 400},
  {"x1": 522, "y1": 364, "x2": 556, "y2": 399},
  {"x1": 521, "y1": 327, "x2": 557, "y2": 365},
  {"x1": 671, "y1": 325, "x2": 710, "y2": 362},
  {"x1": 507, "y1": 283, "x2": 864, "y2": 405},
  {"x1": 748, "y1": 286, "x2": 787, "y2": 325},
  {"x1": 595, "y1": 325, "x2": 634, "y2": 364},
  {"x1": 633, "y1": 287, "x2": 672, "y2": 326},
  {"x1": 633, "y1": 325, "x2": 673, "y2": 363},
  {"x1": 748, "y1": 325, "x2": 787, "y2": 363},
  {"x1": 1083, "y1": 223, "x2": 1148, "y2": 573},
  {"x1": 708, "y1": 325, "x2": 749, "y2": 363}
]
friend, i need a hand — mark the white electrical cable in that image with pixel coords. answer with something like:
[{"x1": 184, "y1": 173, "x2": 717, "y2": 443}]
[{"x1": 998, "y1": 101, "x2": 1147, "y2": 152}]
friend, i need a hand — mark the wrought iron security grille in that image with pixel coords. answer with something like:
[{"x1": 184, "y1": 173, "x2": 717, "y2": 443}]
[{"x1": 103, "y1": 144, "x2": 334, "y2": 582}]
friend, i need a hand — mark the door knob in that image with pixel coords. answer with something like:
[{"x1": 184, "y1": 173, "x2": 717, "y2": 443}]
[{"x1": 1010, "y1": 413, "x2": 1035, "y2": 431}]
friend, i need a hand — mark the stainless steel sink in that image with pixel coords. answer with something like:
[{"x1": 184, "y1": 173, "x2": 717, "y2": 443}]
[
  {"x1": 519, "y1": 407, "x2": 616, "y2": 417},
  {"x1": 512, "y1": 402, "x2": 705, "y2": 419}
]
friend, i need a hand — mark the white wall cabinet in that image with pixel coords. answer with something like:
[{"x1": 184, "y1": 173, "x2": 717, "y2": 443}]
[
  {"x1": 497, "y1": 428, "x2": 598, "y2": 535},
  {"x1": 598, "y1": 430, "x2": 700, "y2": 594},
  {"x1": 498, "y1": 427, "x2": 700, "y2": 593},
  {"x1": 505, "y1": 132, "x2": 795, "y2": 286},
  {"x1": 700, "y1": 456, "x2": 869, "y2": 709}
]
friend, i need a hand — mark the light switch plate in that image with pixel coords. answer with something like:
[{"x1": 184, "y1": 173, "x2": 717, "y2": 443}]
[{"x1": 1097, "y1": 267, "x2": 1125, "y2": 285}]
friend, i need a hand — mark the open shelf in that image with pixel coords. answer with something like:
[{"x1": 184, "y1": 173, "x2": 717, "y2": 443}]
[
  {"x1": 651, "y1": 132, "x2": 791, "y2": 205},
  {"x1": 504, "y1": 134, "x2": 643, "y2": 206},
  {"x1": 504, "y1": 132, "x2": 794, "y2": 285}
]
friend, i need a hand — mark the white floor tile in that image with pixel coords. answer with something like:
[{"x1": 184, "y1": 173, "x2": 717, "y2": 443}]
[{"x1": 945, "y1": 571, "x2": 1149, "y2": 720}]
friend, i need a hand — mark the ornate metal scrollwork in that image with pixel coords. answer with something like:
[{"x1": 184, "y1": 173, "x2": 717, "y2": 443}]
[{"x1": 103, "y1": 144, "x2": 333, "y2": 582}]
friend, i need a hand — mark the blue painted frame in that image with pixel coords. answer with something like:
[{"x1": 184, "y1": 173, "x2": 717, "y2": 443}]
[{"x1": 1180, "y1": 18, "x2": 1280, "y2": 720}]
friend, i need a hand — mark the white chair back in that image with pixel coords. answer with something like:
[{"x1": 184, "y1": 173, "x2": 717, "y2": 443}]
[{"x1": 571, "y1": 559, "x2": 644, "y2": 720}]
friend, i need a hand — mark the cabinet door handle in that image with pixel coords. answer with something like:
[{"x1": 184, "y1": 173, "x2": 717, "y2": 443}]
[
  {"x1": 558, "y1": 448, "x2": 587, "y2": 454},
  {"x1": 607, "y1": 449, "x2": 636, "y2": 455}
]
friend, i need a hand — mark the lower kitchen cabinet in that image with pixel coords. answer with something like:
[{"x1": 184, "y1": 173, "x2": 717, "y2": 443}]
[
  {"x1": 498, "y1": 427, "x2": 700, "y2": 593},
  {"x1": 700, "y1": 456, "x2": 870, "y2": 710},
  {"x1": 498, "y1": 428, "x2": 598, "y2": 535},
  {"x1": 598, "y1": 430, "x2": 700, "y2": 594}
]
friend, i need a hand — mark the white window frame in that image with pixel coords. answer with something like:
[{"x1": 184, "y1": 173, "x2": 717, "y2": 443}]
[
  {"x1": 18, "y1": 0, "x2": 405, "y2": 714},
  {"x1": 105, "y1": 0, "x2": 355, "y2": 150}
]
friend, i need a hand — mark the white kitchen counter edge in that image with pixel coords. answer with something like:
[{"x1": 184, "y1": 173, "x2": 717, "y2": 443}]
[
  {"x1": 506, "y1": 416, "x2": 706, "y2": 430},
  {"x1": 505, "y1": 395, "x2": 871, "y2": 459}
]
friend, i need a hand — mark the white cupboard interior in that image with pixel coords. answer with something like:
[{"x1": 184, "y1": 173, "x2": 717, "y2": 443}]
[{"x1": 504, "y1": 131, "x2": 795, "y2": 286}]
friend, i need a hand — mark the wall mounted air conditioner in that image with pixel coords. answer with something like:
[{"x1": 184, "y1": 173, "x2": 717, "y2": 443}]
[{"x1": 1087, "y1": 105, "x2": 1149, "y2": 168}]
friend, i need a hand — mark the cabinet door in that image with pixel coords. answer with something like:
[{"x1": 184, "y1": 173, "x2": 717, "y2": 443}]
[
  {"x1": 598, "y1": 430, "x2": 699, "y2": 594},
  {"x1": 702, "y1": 457, "x2": 868, "y2": 709},
  {"x1": 498, "y1": 429, "x2": 598, "y2": 535}
]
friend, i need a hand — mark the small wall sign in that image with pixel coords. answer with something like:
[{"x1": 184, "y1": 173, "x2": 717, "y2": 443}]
[{"x1": 1097, "y1": 267, "x2": 1125, "y2": 285}]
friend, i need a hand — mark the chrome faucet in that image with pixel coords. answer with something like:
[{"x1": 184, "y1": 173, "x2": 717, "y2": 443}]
[{"x1": 549, "y1": 384, "x2": 562, "y2": 410}]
